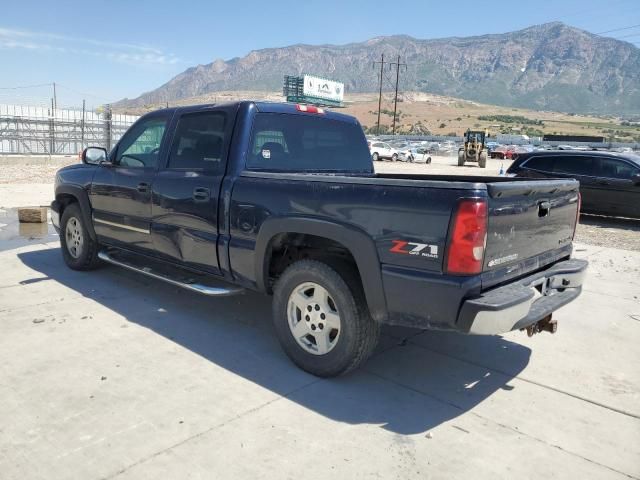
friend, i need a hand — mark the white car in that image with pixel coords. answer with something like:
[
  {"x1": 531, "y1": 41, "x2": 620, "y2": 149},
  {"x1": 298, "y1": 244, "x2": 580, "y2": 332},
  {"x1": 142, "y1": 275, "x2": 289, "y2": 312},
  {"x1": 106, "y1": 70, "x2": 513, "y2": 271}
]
[
  {"x1": 369, "y1": 141, "x2": 399, "y2": 161},
  {"x1": 399, "y1": 147, "x2": 432, "y2": 164}
]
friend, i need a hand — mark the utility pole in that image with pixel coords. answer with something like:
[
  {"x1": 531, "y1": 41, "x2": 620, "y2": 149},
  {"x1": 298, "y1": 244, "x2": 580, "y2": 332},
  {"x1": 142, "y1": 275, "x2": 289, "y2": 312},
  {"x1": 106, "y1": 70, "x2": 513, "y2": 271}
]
[
  {"x1": 52, "y1": 82, "x2": 57, "y2": 112},
  {"x1": 373, "y1": 54, "x2": 385, "y2": 135},
  {"x1": 391, "y1": 55, "x2": 407, "y2": 135}
]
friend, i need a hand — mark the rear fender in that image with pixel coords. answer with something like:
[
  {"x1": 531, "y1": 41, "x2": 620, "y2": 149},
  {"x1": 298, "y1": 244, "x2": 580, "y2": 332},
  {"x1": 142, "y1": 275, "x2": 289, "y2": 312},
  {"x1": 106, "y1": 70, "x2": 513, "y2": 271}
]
[{"x1": 255, "y1": 217, "x2": 388, "y2": 322}]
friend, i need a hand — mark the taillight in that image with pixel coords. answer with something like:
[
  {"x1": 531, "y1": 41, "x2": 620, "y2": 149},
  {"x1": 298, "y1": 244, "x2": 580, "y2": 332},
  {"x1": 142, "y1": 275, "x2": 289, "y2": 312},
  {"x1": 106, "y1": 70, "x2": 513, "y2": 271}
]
[
  {"x1": 572, "y1": 192, "x2": 581, "y2": 239},
  {"x1": 296, "y1": 104, "x2": 325, "y2": 114},
  {"x1": 446, "y1": 199, "x2": 488, "y2": 275}
]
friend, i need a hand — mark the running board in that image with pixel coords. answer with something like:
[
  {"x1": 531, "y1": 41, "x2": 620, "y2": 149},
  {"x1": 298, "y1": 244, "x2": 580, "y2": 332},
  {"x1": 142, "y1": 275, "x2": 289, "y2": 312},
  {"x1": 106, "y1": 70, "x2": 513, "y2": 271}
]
[{"x1": 97, "y1": 250, "x2": 245, "y2": 297}]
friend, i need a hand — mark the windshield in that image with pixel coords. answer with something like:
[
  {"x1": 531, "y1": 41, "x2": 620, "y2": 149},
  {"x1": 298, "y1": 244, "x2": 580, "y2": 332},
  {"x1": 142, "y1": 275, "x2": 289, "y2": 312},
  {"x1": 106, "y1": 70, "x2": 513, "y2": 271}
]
[{"x1": 247, "y1": 113, "x2": 372, "y2": 173}]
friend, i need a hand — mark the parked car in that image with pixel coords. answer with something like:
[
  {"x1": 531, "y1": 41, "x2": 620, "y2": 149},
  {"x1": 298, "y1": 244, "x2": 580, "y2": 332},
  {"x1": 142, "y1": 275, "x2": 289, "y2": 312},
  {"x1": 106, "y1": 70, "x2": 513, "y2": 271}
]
[
  {"x1": 398, "y1": 146, "x2": 432, "y2": 164},
  {"x1": 52, "y1": 102, "x2": 587, "y2": 377},
  {"x1": 369, "y1": 141, "x2": 398, "y2": 161},
  {"x1": 423, "y1": 142, "x2": 441, "y2": 154},
  {"x1": 507, "y1": 151, "x2": 640, "y2": 219},
  {"x1": 491, "y1": 144, "x2": 526, "y2": 159},
  {"x1": 485, "y1": 142, "x2": 501, "y2": 154}
]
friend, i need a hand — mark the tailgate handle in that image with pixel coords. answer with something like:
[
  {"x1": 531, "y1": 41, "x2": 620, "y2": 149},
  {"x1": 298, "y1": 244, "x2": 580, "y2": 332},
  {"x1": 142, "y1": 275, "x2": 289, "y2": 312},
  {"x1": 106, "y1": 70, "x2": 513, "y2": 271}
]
[{"x1": 538, "y1": 201, "x2": 551, "y2": 218}]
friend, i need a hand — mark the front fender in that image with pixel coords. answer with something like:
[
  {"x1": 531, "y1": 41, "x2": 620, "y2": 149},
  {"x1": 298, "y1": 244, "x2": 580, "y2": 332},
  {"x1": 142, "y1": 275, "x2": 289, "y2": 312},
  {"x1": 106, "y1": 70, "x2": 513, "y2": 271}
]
[
  {"x1": 255, "y1": 217, "x2": 388, "y2": 322},
  {"x1": 55, "y1": 184, "x2": 96, "y2": 240}
]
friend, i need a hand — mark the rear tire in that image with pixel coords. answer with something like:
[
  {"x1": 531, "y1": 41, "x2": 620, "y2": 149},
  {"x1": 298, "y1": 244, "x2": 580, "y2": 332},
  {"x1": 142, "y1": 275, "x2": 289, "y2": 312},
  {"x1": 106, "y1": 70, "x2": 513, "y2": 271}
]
[
  {"x1": 479, "y1": 151, "x2": 487, "y2": 168},
  {"x1": 372, "y1": 152, "x2": 379, "y2": 161},
  {"x1": 458, "y1": 150, "x2": 465, "y2": 166},
  {"x1": 60, "y1": 203, "x2": 101, "y2": 271},
  {"x1": 272, "y1": 259, "x2": 380, "y2": 377}
]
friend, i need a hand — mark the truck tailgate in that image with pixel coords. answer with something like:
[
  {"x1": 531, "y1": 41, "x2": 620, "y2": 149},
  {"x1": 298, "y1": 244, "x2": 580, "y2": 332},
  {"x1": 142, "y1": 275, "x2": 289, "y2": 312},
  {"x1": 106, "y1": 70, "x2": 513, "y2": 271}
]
[{"x1": 483, "y1": 179, "x2": 580, "y2": 284}]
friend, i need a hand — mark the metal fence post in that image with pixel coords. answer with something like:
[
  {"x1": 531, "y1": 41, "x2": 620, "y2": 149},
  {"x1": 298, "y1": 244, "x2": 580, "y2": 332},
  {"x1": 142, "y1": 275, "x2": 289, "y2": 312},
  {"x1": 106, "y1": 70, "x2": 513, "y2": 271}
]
[
  {"x1": 49, "y1": 100, "x2": 55, "y2": 156},
  {"x1": 80, "y1": 99, "x2": 86, "y2": 151},
  {"x1": 104, "y1": 104, "x2": 112, "y2": 151}
]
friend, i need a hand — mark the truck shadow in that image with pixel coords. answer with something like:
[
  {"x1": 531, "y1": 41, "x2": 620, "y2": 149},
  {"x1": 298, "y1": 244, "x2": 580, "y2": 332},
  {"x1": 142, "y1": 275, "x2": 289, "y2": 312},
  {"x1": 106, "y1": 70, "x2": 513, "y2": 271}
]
[
  {"x1": 579, "y1": 213, "x2": 640, "y2": 232},
  {"x1": 19, "y1": 247, "x2": 531, "y2": 435}
]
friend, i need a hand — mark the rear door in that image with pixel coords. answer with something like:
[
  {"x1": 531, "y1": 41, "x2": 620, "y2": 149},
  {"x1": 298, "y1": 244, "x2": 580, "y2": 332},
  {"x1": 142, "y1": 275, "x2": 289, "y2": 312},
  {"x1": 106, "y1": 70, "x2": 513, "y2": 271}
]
[
  {"x1": 90, "y1": 113, "x2": 171, "y2": 251},
  {"x1": 151, "y1": 106, "x2": 236, "y2": 274},
  {"x1": 590, "y1": 157, "x2": 640, "y2": 218}
]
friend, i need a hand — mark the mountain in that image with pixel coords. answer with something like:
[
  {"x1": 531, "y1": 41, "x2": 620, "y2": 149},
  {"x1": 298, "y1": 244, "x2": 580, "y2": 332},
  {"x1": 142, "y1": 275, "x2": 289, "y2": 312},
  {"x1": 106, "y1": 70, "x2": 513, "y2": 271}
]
[{"x1": 116, "y1": 22, "x2": 640, "y2": 114}]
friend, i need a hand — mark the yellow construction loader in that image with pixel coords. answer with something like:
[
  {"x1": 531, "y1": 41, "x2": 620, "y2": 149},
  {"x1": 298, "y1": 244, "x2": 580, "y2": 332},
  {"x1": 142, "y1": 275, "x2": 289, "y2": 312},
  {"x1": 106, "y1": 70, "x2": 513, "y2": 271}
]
[{"x1": 458, "y1": 129, "x2": 488, "y2": 168}]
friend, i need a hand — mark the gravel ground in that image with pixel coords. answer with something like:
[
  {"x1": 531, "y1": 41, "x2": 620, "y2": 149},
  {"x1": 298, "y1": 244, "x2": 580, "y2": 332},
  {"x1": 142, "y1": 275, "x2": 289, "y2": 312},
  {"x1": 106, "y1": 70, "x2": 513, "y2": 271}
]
[
  {"x1": 1, "y1": 155, "x2": 638, "y2": 251},
  {"x1": 575, "y1": 215, "x2": 640, "y2": 251}
]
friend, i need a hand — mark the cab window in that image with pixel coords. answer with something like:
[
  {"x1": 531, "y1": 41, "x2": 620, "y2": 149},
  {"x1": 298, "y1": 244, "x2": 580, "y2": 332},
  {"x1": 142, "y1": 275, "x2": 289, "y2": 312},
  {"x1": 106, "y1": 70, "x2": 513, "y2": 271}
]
[
  {"x1": 116, "y1": 116, "x2": 168, "y2": 168},
  {"x1": 247, "y1": 113, "x2": 372, "y2": 172}
]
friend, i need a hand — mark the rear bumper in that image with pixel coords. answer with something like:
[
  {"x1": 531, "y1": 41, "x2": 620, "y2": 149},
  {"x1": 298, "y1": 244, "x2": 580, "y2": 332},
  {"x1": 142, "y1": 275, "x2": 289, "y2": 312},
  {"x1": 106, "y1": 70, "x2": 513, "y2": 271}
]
[{"x1": 457, "y1": 258, "x2": 588, "y2": 335}]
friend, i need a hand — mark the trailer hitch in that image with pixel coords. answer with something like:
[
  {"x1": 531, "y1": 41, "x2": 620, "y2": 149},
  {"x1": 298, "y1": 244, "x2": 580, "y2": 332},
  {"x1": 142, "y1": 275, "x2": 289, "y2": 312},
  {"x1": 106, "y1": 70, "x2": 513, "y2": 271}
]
[{"x1": 523, "y1": 314, "x2": 557, "y2": 337}]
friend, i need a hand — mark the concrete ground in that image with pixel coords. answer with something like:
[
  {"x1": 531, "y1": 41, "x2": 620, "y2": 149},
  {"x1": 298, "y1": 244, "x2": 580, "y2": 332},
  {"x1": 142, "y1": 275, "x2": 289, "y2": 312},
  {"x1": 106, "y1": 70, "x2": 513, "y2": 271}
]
[{"x1": 1, "y1": 167, "x2": 639, "y2": 479}]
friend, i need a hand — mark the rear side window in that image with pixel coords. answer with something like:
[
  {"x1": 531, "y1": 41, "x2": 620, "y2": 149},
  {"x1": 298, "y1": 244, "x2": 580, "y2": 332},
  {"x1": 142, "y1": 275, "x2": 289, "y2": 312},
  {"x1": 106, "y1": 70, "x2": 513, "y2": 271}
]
[
  {"x1": 592, "y1": 158, "x2": 638, "y2": 179},
  {"x1": 553, "y1": 156, "x2": 594, "y2": 176},
  {"x1": 523, "y1": 156, "x2": 554, "y2": 172},
  {"x1": 247, "y1": 113, "x2": 372, "y2": 173},
  {"x1": 168, "y1": 112, "x2": 227, "y2": 171}
]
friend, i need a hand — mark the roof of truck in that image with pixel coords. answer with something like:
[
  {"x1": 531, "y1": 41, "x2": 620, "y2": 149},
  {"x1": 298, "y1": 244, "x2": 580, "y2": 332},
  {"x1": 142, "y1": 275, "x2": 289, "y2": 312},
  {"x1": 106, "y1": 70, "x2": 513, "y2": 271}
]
[{"x1": 144, "y1": 101, "x2": 359, "y2": 124}]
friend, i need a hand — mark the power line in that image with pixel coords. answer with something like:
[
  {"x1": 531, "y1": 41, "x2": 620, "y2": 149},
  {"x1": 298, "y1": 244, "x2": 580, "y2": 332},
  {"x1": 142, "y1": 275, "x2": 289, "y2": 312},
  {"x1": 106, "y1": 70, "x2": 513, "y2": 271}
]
[
  {"x1": 612, "y1": 32, "x2": 640, "y2": 39},
  {"x1": 56, "y1": 83, "x2": 111, "y2": 101},
  {"x1": 0, "y1": 83, "x2": 52, "y2": 90},
  {"x1": 596, "y1": 23, "x2": 640, "y2": 35}
]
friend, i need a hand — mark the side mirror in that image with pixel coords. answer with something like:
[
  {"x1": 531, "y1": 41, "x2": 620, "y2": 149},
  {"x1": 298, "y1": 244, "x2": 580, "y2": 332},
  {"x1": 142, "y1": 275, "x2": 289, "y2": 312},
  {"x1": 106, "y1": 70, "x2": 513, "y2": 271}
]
[
  {"x1": 632, "y1": 173, "x2": 640, "y2": 185},
  {"x1": 82, "y1": 147, "x2": 108, "y2": 165}
]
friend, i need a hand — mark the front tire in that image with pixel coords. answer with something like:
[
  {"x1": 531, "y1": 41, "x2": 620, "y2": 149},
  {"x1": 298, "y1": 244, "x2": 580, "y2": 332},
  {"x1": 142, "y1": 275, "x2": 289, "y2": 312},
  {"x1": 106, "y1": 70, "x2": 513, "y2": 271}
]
[
  {"x1": 391, "y1": 154, "x2": 398, "y2": 162},
  {"x1": 60, "y1": 203, "x2": 101, "y2": 270},
  {"x1": 272, "y1": 260, "x2": 380, "y2": 377},
  {"x1": 458, "y1": 150, "x2": 465, "y2": 166},
  {"x1": 479, "y1": 151, "x2": 487, "y2": 168}
]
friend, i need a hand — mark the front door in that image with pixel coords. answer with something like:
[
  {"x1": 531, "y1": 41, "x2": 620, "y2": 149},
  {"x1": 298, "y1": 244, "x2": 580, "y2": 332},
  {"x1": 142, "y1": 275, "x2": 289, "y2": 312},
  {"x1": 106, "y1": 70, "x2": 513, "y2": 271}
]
[
  {"x1": 90, "y1": 113, "x2": 171, "y2": 251},
  {"x1": 151, "y1": 107, "x2": 235, "y2": 274}
]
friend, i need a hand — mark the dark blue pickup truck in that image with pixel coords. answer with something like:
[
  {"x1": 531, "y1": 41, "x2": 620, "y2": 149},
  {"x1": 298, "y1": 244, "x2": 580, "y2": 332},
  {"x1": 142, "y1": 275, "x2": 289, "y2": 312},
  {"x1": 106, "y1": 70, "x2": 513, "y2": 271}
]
[{"x1": 51, "y1": 101, "x2": 587, "y2": 376}]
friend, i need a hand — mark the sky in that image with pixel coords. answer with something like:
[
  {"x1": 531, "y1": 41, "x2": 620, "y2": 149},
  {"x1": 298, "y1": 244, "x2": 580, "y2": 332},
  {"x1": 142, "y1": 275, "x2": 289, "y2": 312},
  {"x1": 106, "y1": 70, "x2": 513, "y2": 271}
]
[{"x1": 0, "y1": 0, "x2": 639, "y2": 109}]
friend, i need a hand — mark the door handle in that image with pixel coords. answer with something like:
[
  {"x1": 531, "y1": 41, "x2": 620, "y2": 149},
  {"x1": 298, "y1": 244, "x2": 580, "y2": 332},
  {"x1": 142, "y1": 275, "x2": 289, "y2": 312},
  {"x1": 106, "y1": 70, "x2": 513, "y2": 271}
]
[
  {"x1": 137, "y1": 182, "x2": 150, "y2": 193},
  {"x1": 193, "y1": 187, "x2": 210, "y2": 202}
]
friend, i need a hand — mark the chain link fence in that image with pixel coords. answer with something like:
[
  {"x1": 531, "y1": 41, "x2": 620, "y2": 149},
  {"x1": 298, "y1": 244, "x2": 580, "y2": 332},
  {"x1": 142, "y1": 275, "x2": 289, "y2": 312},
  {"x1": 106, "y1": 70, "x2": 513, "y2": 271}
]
[{"x1": 0, "y1": 104, "x2": 139, "y2": 155}]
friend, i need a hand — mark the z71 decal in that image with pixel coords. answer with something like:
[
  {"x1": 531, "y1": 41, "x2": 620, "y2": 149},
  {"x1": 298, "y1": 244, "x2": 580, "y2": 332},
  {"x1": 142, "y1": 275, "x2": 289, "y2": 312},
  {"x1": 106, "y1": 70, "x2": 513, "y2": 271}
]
[{"x1": 390, "y1": 240, "x2": 439, "y2": 259}]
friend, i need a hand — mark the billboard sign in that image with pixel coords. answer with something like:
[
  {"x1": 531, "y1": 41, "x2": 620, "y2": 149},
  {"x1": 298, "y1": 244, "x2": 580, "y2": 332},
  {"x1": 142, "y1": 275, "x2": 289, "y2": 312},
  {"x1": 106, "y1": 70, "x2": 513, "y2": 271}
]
[{"x1": 303, "y1": 75, "x2": 344, "y2": 103}]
